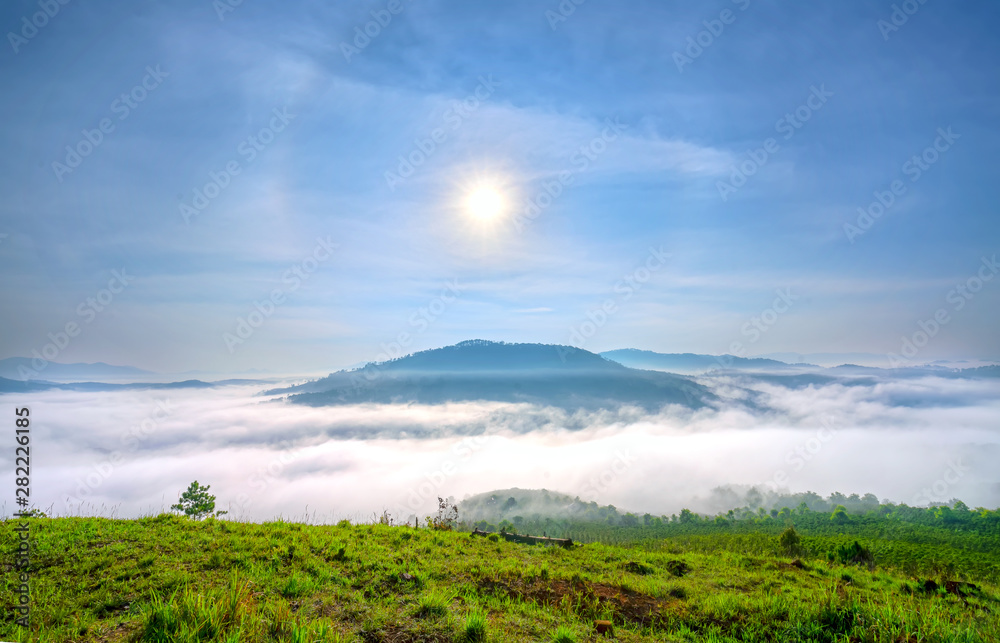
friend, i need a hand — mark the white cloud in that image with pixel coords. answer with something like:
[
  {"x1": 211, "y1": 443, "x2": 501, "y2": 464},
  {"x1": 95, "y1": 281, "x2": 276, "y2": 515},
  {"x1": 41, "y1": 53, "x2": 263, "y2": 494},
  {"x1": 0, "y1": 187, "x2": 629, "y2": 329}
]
[{"x1": 5, "y1": 370, "x2": 997, "y2": 522}]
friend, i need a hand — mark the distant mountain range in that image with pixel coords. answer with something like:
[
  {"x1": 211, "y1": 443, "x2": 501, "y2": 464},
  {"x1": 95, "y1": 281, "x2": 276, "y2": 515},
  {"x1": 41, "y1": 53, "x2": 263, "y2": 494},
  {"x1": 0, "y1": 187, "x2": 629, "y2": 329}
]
[
  {"x1": 599, "y1": 349, "x2": 813, "y2": 374},
  {"x1": 0, "y1": 376, "x2": 267, "y2": 394},
  {"x1": 599, "y1": 349, "x2": 1000, "y2": 379},
  {"x1": 756, "y1": 352, "x2": 891, "y2": 367},
  {"x1": 0, "y1": 358, "x2": 154, "y2": 382},
  {"x1": 3, "y1": 346, "x2": 995, "y2": 402},
  {"x1": 265, "y1": 340, "x2": 716, "y2": 411}
]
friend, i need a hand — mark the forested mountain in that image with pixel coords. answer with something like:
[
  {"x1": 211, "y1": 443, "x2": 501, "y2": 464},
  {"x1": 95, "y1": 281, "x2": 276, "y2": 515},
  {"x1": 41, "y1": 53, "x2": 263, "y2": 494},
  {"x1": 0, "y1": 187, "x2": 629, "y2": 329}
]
[{"x1": 267, "y1": 340, "x2": 716, "y2": 411}]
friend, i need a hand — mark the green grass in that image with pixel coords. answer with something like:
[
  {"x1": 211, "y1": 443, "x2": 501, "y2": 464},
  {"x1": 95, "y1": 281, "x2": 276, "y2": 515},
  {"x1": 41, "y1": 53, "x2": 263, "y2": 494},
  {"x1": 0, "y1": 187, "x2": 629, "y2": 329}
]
[
  {"x1": 461, "y1": 609, "x2": 487, "y2": 642},
  {"x1": 1, "y1": 514, "x2": 998, "y2": 642}
]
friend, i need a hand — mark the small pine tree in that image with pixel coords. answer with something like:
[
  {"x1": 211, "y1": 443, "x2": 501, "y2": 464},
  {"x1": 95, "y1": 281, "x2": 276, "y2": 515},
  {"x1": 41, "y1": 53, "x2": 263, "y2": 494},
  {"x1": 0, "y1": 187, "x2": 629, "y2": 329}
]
[{"x1": 171, "y1": 481, "x2": 227, "y2": 520}]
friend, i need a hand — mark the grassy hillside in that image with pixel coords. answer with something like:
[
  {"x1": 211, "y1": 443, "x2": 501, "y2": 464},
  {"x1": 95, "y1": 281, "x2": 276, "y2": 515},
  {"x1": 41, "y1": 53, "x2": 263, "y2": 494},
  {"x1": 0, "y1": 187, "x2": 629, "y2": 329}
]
[{"x1": 2, "y1": 514, "x2": 998, "y2": 642}]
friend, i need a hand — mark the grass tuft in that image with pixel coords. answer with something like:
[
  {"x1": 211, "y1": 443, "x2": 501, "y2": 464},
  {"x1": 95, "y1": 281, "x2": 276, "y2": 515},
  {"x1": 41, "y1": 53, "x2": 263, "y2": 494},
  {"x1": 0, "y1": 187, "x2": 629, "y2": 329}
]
[
  {"x1": 462, "y1": 609, "x2": 487, "y2": 642},
  {"x1": 415, "y1": 590, "x2": 453, "y2": 618}
]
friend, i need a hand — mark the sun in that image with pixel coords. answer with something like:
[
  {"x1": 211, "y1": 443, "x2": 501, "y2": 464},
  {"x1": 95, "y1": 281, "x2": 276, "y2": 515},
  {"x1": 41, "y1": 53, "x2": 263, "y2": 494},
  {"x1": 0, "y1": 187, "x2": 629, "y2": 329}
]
[{"x1": 465, "y1": 185, "x2": 507, "y2": 221}]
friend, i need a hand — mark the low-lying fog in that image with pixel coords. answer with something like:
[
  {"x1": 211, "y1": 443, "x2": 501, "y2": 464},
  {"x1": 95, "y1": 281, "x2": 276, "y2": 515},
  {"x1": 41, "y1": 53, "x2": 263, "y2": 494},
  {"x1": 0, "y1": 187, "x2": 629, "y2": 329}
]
[{"x1": 4, "y1": 371, "x2": 998, "y2": 523}]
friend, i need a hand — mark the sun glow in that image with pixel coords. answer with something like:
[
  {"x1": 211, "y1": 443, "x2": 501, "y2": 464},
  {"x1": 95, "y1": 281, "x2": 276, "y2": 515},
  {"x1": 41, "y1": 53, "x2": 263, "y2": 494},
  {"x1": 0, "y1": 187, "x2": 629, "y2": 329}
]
[{"x1": 465, "y1": 185, "x2": 507, "y2": 221}]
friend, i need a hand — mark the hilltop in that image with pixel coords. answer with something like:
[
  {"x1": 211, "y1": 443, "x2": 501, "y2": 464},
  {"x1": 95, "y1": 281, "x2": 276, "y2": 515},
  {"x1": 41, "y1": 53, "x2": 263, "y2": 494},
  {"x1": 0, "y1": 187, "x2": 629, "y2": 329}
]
[{"x1": 266, "y1": 340, "x2": 716, "y2": 411}]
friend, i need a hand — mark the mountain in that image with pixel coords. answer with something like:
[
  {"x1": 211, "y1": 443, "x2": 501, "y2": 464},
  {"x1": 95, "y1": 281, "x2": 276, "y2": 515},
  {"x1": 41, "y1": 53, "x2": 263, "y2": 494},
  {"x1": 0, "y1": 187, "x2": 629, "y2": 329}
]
[
  {"x1": 0, "y1": 358, "x2": 154, "y2": 382},
  {"x1": 826, "y1": 363, "x2": 1000, "y2": 379},
  {"x1": 757, "y1": 352, "x2": 890, "y2": 368},
  {"x1": 0, "y1": 377, "x2": 267, "y2": 393},
  {"x1": 600, "y1": 349, "x2": 808, "y2": 374},
  {"x1": 956, "y1": 365, "x2": 1000, "y2": 378},
  {"x1": 266, "y1": 340, "x2": 716, "y2": 411}
]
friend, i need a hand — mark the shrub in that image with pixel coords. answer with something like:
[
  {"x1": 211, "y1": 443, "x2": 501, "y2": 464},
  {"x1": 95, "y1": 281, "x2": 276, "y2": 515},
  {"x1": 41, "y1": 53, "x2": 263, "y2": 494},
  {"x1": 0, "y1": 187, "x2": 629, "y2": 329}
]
[
  {"x1": 779, "y1": 526, "x2": 802, "y2": 556},
  {"x1": 427, "y1": 497, "x2": 459, "y2": 531},
  {"x1": 831, "y1": 540, "x2": 875, "y2": 570}
]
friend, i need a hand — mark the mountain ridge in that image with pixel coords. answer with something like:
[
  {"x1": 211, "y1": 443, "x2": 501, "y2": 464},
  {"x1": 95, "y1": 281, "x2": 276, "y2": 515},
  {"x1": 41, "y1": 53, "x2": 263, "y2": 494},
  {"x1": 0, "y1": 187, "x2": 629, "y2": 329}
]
[
  {"x1": 0, "y1": 357, "x2": 154, "y2": 382},
  {"x1": 266, "y1": 340, "x2": 716, "y2": 411},
  {"x1": 599, "y1": 348, "x2": 813, "y2": 374}
]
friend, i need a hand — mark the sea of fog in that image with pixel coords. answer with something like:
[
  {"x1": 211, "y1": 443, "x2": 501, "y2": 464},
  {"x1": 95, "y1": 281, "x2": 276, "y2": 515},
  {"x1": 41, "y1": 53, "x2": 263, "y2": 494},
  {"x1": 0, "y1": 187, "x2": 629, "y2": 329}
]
[{"x1": 3, "y1": 373, "x2": 999, "y2": 523}]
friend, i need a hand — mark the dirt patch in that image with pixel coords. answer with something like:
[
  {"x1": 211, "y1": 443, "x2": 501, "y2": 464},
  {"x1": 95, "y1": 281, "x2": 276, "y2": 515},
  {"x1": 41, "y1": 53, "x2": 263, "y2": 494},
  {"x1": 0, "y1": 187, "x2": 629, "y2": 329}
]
[
  {"x1": 944, "y1": 580, "x2": 979, "y2": 597},
  {"x1": 91, "y1": 621, "x2": 143, "y2": 643},
  {"x1": 358, "y1": 623, "x2": 453, "y2": 643},
  {"x1": 777, "y1": 559, "x2": 808, "y2": 571},
  {"x1": 478, "y1": 576, "x2": 680, "y2": 627}
]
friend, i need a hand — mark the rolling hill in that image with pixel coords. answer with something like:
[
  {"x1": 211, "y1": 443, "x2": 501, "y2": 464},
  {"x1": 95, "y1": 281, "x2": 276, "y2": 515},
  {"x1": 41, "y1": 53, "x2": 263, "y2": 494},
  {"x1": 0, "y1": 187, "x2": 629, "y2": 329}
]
[{"x1": 266, "y1": 340, "x2": 716, "y2": 411}]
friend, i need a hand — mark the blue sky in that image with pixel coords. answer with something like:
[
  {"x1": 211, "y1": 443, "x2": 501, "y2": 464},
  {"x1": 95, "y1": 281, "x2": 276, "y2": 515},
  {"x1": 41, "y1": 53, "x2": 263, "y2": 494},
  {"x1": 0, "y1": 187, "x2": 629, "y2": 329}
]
[{"x1": 1, "y1": 0, "x2": 999, "y2": 374}]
